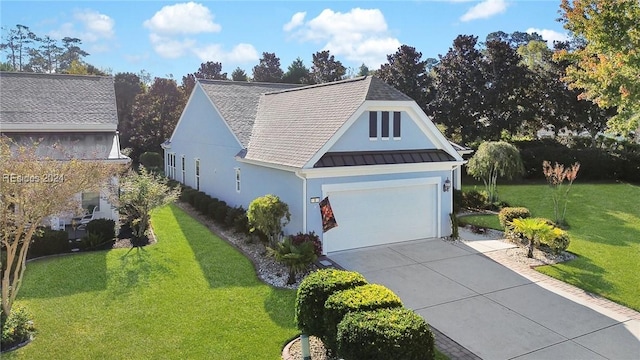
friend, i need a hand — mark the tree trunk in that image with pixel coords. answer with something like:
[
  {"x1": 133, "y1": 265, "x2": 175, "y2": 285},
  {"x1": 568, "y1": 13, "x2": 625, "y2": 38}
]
[
  {"x1": 287, "y1": 269, "x2": 296, "y2": 285},
  {"x1": 528, "y1": 238, "x2": 535, "y2": 258}
]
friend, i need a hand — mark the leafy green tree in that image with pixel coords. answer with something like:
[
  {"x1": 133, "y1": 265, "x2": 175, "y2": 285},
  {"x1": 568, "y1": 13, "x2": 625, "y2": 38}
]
[
  {"x1": 118, "y1": 166, "x2": 180, "y2": 241},
  {"x1": 114, "y1": 72, "x2": 144, "y2": 150},
  {"x1": 482, "y1": 40, "x2": 534, "y2": 140},
  {"x1": 58, "y1": 37, "x2": 89, "y2": 72},
  {"x1": 0, "y1": 24, "x2": 37, "y2": 71},
  {"x1": 431, "y1": 35, "x2": 486, "y2": 143},
  {"x1": 311, "y1": 50, "x2": 346, "y2": 83},
  {"x1": 466, "y1": 141, "x2": 524, "y2": 203},
  {"x1": 231, "y1": 67, "x2": 248, "y2": 81},
  {"x1": 181, "y1": 61, "x2": 227, "y2": 95},
  {"x1": 509, "y1": 218, "x2": 554, "y2": 258},
  {"x1": 283, "y1": 57, "x2": 311, "y2": 84},
  {"x1": 252, "y1": 52, "x2": 284, "y2": 83},
  {"x1": 357, "y1": 63, "x2": 370, "y2": 76},
  {"x1": 378, "y1": 45, "x2": 434, "y2": 114},
  {"x1": 247, "y1": 194, "x2": 290, "y2": 246},
  {"x1": 557, "y1": 0, "x2": 640, "y2": 136},
  {"x1": 129, "y1": 77, "x2": 185, "y2": 161}
]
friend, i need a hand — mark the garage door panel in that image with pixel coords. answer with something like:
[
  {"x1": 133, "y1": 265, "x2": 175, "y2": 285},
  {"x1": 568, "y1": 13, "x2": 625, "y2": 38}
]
[{"x1": 323, "y1": 181, "x2": 438, "y2": 253}]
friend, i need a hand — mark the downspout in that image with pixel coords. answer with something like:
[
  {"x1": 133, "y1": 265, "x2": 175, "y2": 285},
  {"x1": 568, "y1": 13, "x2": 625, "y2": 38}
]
[{"x1": 295, "y1": 171, "x2": 307, "y2": 233}]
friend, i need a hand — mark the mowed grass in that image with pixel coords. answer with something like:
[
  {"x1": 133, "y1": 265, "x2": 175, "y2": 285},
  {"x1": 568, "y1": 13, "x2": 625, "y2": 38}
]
[
  {"x1": 459, "y1": 214, "x2": 502, "y2": 230},
  {"x1": 463, "y1": 182, "x2": 640, "y2": 311},
  {"x1": 5, "y1": 204, "x2": 298, "y2": 360}
]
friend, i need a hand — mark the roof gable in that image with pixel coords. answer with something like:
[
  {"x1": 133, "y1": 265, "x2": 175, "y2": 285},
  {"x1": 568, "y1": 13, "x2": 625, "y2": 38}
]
[
  {"x1": 197, "y1": 80, "x2": 300, "y2": 147},
  {"x1": 0, "y1": 72, "x2": 118, "y2": 131}
]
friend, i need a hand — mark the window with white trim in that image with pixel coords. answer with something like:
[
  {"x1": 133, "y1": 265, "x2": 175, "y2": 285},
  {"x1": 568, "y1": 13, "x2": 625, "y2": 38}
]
[
  {"x1": 195, "y1": 158, "x2": 200, "y2": 191},
  {"x1": 235, "y1": 168, "x2": 241, "y2": 193},
  {"x1": 167, "y1": 153, "x2": 176, "y2": 179},
  {"x1": 381, "y1": 111, "x2": 390, "y2": 139},
  {"x1": 181, "y1": 155, "x2": 186, "y2": 184},
  {"x1": 369, "y1": 111, "x2": 377, "y2": 140}
]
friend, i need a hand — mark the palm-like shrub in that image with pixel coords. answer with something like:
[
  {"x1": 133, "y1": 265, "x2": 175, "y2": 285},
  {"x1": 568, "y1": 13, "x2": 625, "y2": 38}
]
[
  {"x1": 267, "y1": 237, "x2": 317, "y2": 285},
  {"x1": 510, "y1": 217, "x2": 554, "y2": 258}
]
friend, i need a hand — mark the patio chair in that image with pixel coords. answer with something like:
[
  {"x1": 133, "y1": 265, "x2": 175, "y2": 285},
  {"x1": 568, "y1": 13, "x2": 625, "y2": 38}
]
[{"x1": 76, "y1": 207, "x2": 98, "y2": 230}]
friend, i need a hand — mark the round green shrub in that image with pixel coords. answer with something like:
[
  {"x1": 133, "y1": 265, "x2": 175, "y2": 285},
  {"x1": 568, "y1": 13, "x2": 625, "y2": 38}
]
[
  {"x1": 1, "y1": 305, "x2": 35, "y2": 350},
  {"x1": 295, "y1": 269, "x2": 367, "y2": 338},
  {"x1": 337, "y1": 308, "x2": 435, "y2": 360},
  {"x1": 499, "y1": 207, "x2": 531, "y2": 229},
  {"x1": 323, "y1": 284, "x2": 403, "y2": 352},
  {"x1": 540, "y1": 227, "x2": 570, "y2": 254}
]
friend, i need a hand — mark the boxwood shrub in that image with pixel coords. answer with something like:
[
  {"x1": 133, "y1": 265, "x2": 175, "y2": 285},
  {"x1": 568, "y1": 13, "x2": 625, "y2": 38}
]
[
  {"x1": 337, "y1": 308, "x2": 435, "y2": 360},
  {"x1": 214, "y1": 200, "x2": 228, "y2": 223},
  {"x1": 85, "y1": 218, "x2": 116, "y2": 243},
  {"x1": 295, "y1": 269, "x2": 368, "y2": 338},
  {"x1": 498, "y1": 207, "x2": 531, "y2": 229},
  {"x1": 28, "y1": 227, "x2": 69, "y2": 258},
  {"x1": 179, "y1": 188, "x2": 198, "y2": 204},
  {"x1": 323, "y1": 284, "x2": 403, "y2": 352},
  {"x1": 540, "y1": 225, "x2": 570, "y2": 254}
]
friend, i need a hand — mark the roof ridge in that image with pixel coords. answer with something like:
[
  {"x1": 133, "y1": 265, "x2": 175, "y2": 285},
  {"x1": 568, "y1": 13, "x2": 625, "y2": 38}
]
[
  {"x1": 0, "y1": 71, "x2": 113, "y2": 80},
  {"x1": 197, "y1": 78, "x2": 302, "y2": 88},
  {"x1": 263, "y1": 76, "x2": 369, "y2": 95}
]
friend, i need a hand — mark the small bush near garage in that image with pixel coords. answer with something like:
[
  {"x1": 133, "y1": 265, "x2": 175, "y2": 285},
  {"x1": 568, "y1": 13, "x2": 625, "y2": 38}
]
[
  {"x1": 323, "y1": 284, "x2": 403, "y2": 352},
  {"x1": 539, "y1": 225, "x2": 571, "y2": 255},
  {"x1": 498, "y1": 207, "x2": 531, "y2": 228},
  {"x1": 28, "y1": 227, "x2": 69, "y2": 258},
  {"x1": 461, "y1": 189, "x2": 488, "y2": 210},
  {"x1": 295, "y1": 269, "x2": 368, "y2": 339},
  {"x1": 337, "y1": 307, "x2": 435, "y2": 360},
  {"x1": 291, "y1": 231, "x2": 322, "y2": 257}
]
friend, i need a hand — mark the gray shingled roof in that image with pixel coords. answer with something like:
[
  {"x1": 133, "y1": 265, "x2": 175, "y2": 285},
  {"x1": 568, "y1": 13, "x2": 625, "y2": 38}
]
[
  {"x1": 198, "y1": 80, "x2": 301, "y2": 146},
  {"x1": 0, "y1": 72, "x2": 118, "y2": 129},
  {"x1": 314, "y1": 149, "x2": 456, "y2": 168},
  {"x1": 244, "y1": 76, "x2": 413, "y2": 168}
]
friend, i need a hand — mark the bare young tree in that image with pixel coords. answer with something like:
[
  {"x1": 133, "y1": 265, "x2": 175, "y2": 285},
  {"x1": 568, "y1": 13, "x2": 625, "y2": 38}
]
[{"x1": 0, "y1": 137, "x2": 120, "y2": 318}]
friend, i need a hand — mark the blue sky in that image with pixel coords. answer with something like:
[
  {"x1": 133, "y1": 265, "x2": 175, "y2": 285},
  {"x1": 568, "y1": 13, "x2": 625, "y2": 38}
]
[{"x1": 1, "y1": 1, "x2": 569, "y2": 80}]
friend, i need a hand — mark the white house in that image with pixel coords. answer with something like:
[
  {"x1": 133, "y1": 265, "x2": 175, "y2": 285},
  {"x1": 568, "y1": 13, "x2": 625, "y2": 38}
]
[
  {"x1": 164, "y1": 76, "x2": 465, "y2": 253},
  {"x1": 0, "y1": 72, "x2": 130, "y2": 226}
]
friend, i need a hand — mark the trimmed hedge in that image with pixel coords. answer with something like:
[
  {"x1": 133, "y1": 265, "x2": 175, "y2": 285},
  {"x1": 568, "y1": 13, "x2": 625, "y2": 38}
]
[
  {"x1": 85, "y1": 218, "x2": 116, "y2": 242},
  {"x1": 323, "y1": 284, "x2": 403, "y2": 352},
  {"x1": 498, "y1": 207, "x2": 531, "y2": 229},
  {"x1": 337, "y1": 308, "x2": 435, "y2": 360},
  {"x1": 295, "y1": 269, "x2": 368, "y2": 338},
  {"x1": 28, "y1": 227, "x2": 69, "y2": 258},
  {"x1": 179, "y1": 188, "x2": 198, "y2": 204}
]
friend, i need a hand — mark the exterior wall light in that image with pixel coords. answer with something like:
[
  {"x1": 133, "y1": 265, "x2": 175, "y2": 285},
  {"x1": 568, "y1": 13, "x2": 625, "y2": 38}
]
[
  {"x1": 310, "y1": 197, "x2": 320, "y2": 203},
  {"x1": 443, "y1": 177, "x2": 451, "y2": 192}
]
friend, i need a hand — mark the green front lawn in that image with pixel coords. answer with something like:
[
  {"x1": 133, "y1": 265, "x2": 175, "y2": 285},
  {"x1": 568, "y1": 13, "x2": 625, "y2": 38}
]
[
  {"x1": 463, "y1": 183, "x2": 640, "y2": 311},
  {"x1": 5, "y1": 205, "x2": 298, "y2": 359}
]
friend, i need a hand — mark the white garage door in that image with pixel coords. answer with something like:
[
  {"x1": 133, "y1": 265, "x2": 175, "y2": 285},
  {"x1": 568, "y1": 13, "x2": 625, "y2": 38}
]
[{"x1": 322, "y1": 178, "x2": 439, "y2": 253}]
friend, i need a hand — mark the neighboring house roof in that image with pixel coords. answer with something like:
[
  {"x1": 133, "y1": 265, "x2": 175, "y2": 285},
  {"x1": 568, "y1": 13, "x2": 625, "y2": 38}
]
[
  {"x1": 198, "y1": 80, "x2": 301, "y2": 147},
  {"x1": 244, "y1": 76, "x2": 413, "y2": 168},
  {"x1": 0, "y1": 72, "x2": 118, "y2": 132}
]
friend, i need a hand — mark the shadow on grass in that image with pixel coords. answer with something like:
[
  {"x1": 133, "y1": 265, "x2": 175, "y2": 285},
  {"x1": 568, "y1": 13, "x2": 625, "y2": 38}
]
[
  {"x1": 169, "y1": 204, "x2": 258, "y2": 289},
  {"x1": 107, "y1": 245, "x2": 174, "y2": 298},
  {"x1": 537, "y1": 254, "x2": 615, "y2": 295},
  {"x1": 19, "y1": 251, "x2": 108, "y2": 299},
  {"x1": 264, "y1": 286, "x2": 297, "y2": 329}
]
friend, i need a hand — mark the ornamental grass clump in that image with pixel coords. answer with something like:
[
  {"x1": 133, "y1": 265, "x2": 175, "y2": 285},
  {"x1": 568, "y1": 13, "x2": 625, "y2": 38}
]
[{"x1": 542, "y1": 160, "x2": 580, "y2": 226}]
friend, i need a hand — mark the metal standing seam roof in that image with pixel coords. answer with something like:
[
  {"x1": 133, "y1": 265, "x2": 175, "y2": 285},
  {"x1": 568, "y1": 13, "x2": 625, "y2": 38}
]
[
  {"x1": 0, "y1": 72, "x2": 118, "y2": 128},
  {"x1": 313, "y1": 149, "x2": 456, "y2": 168}
]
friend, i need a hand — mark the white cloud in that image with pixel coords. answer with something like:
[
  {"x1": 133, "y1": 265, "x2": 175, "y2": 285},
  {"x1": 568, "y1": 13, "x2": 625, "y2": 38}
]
[
  {"x1": 526, "y1": 28, "x2": 569, "y2": 46},
  {"x1": 283, "y1": 12, "x2": 306, "y2": 31},
  {"x1": 285, "y1": 8, "x2": 400, "y2": 68},
  {"x1": 460, "y1": 0, "x2": 508, "y2": 22},
  {"x1": 143, "y1": 2, "x2": 221, "y2": 35},
  {"x1": 49, "y1": 9, "x2": 114, "y2": 41},
  {"x1": 149, "y1": 33, "x2": 196, "y2": 59},
  {"x1": 192, "y1": 43, "x2": 259, "y2": 63}
]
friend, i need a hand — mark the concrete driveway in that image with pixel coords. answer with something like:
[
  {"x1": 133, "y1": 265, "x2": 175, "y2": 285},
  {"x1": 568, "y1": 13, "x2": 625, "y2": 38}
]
[{"x1": 328, "y1": 235, "x2": 640, "y2": 360}]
